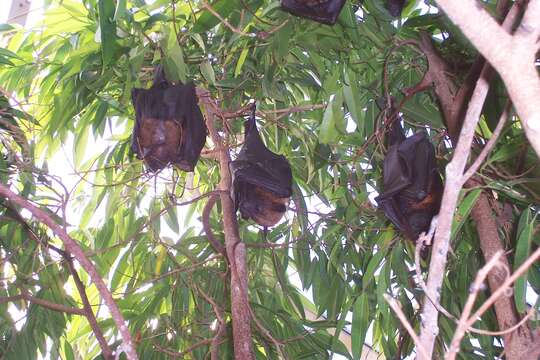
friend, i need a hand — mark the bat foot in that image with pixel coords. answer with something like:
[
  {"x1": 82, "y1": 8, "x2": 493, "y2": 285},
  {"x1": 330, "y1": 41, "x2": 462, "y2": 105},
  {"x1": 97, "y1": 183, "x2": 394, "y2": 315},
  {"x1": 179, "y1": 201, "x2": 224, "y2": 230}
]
[{"x1": 416, "y1": 215, "x2": 438, "y2": 247}]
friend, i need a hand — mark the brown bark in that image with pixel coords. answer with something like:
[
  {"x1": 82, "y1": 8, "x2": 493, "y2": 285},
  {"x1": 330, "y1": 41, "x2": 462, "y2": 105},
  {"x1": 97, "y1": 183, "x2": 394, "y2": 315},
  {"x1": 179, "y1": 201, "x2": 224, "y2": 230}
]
[
  {"x1": 0, "y1": 184, "x2": 138, "y2": 360},
  {"x1": 469, "y1": 186, "x2": 540, "y2": 360},
  {"x1": 197, "y1": 89, "x2": 255, "y2": 360},
  {"x1": 415, "y1": 1, "x2": 540, "y2": 357}
]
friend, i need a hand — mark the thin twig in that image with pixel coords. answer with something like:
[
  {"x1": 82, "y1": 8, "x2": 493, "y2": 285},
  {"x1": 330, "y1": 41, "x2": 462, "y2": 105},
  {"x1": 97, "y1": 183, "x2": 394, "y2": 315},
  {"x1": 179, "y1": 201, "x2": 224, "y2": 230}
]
[
  {"x1": 153, "y1": 339, "x2": 213, "y2": 358},
  {"x1": 462, "y1": 101, "x2": 511, "y2": 182},
  {"x1": 468, "y1": 246, "x2": 540, "y2": 328},
  {"x1": 0, "y1": 292, "x2": 85, "y2": 315},
  {"x1": 384, "y1": 294, "x2": 430, "y2": 360},
  {"x1": 0, "y1": 184, "x2": 138, "y2": 360},
  {"x1": 446, "y1": 251, "x2": 504, "y2": 360},
  {"x1": 194, "y1": 284, "x2": 226, "y2": 360},
  {"x1": 66, "y1": 257, "x2": 114, "y2": 359},
  {"x1": 201, "y1": 1, "x2": 253, "y2": 36}
]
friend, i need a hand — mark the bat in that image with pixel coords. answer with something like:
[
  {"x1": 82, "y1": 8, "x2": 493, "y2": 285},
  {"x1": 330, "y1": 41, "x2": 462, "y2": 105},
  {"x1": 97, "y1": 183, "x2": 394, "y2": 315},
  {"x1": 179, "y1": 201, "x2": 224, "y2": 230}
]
[
  {"x1": 387, "y1": 0, "x2": 406, "y2": 17},
  {"x1": 280, "y1": 0, "x2": 346, "y2": 25},
  {"x1": 230, "y1": 103, "x2": 293, "y2": 228},
  {"x1": 375, "y1": 105, "x2": 443, "y2": 240},
  {"x1": 131, "y1": 66, "x2": 207, "y2": 172}
]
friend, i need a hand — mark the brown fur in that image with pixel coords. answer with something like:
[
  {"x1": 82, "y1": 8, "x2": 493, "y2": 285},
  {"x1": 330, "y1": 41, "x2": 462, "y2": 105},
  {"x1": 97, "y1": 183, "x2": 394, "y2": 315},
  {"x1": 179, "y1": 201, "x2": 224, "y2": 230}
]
[
  {"x1": 138, "y1": 117, "x2": 183, "y2": 169},
  {"x1": 251, "y1": 186, "x2": 289, "y2": 227}
]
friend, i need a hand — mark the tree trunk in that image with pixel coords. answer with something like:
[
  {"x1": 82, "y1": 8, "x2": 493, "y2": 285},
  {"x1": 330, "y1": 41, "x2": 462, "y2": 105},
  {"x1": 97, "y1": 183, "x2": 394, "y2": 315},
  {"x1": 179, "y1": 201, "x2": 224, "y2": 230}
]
[{"x1": 469, "y1": 185, "x2": 540, "y2": 360}]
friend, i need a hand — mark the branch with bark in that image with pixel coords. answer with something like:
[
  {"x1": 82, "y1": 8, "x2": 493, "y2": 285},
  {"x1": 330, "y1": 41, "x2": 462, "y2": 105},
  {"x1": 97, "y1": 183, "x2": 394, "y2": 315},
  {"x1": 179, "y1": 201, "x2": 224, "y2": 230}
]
[
  {"x1": 0, "y1": 184, "x2": 138, "y2": 360},
  {"x1": 436, "y1": 0, "x2": 540, "y2": 157},
  {"x1": 404, "y1": 1, "x2": 540, "y2": 358},
  {"x1": 1, "y1": 202, "x2": 113, "y2": 358},
  {"x1": 196, "y1": 88, "x2": 255, "y2": 360}
]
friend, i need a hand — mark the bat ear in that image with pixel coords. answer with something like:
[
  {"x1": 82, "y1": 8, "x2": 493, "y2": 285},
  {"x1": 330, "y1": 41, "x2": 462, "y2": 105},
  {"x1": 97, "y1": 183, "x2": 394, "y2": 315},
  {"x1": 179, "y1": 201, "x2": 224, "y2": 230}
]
[
  {"x1": 244, "y1": 101, "x2": 257, "y2": 135},
  {"x1": 152, "y1": 65, "x2": 169, "y2": 86}
]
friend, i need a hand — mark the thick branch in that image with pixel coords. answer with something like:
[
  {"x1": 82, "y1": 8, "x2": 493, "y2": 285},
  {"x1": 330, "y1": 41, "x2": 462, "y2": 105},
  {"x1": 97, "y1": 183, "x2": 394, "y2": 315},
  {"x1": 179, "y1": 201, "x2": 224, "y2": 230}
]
[
  {"x1": 196, "y1": 88, "x2": 255, "y2": 360},
  {"x1": 0, "y1": 184, "x2": 138, "y2": 360},
  {"x1": 418, "y1": 63, "x2": 491, "y2": 359},
  {"x1": 202, "y1": 193, "x2": 227, "y2": 256},
  {"x1": 418, "y1": 3, "x2": 526, "y2": 357},
  {"x1": 436, "y1": 0, "x2": 540, "y2": 156},
  {"x1": 468, "y1": 188, "x2": 539, "y2": 360},
  {"x1": 1, "y1": 203, "x2": 113, "y2": 359}
]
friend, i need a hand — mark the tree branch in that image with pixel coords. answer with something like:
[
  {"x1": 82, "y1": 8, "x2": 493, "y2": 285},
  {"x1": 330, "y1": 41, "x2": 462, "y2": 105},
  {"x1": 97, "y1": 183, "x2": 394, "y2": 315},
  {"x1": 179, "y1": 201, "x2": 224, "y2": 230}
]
[
  {"x1": 0, "y1": 184, "x2": 138, "y2": 360},
  {"x1": 418, "y1": 60, "x2": 491, "y2": 359},
  {"x1": 417, "y1": 3, "x2": 526, "y2": 356},
  {"x1": 0, "y1": 292, "x2": 85, "y2": 315},
  {"x1": 446, "y1": 251, "x2": 504, "y2": 360},
  {"x1": 196, "y1": 88, "x2": 255, "y2": 360},
  {"x1": 436, "y1": 0, "x2": 540, "y2": 157},
  {"x1": 384, "y1": 294, "x2": 429, "y2": 360},
  {"x1": 66, "y1": 257, "x2": 113, "y2": 359}
]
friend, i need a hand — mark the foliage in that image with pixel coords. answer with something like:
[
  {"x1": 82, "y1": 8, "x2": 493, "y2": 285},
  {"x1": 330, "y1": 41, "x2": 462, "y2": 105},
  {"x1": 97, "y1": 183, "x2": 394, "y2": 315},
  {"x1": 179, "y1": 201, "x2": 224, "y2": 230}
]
[{"x1": 0, "y1": 0, "x2": 538, "y2": 359}]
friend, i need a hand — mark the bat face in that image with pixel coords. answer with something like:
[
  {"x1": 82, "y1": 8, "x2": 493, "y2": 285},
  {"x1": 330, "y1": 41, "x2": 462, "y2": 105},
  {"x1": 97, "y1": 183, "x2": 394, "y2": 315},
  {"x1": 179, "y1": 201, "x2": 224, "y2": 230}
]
[
  {"x1": 230, "y1": 104, "x2": 293, "y2": 228},
  {"x1": 376, "y1": 128, "x2": 443, "y2": 241},
  {"x1": 136, "y1": 118, "x2": 183, "y2": 171},
  {"x1": 131, "y1": 69, "x2": 206, "y2": 172},
  {"x1": 281, "y1": 0, "x2": 346, "y2": 25},
  {"x1": 239, "y1": 185, "x2": 290, "y2": 227}
]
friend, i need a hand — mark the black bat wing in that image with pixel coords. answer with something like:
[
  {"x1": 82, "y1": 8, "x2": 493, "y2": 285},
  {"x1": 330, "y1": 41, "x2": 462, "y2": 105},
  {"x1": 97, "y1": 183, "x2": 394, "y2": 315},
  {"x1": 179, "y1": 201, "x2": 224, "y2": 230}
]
[
  {"x1": 130, "y1": 87, "x2": 146, "y2": 159},
  {"x1": 397, "y1": 132, "x2": 436, "y2": 200},
  {"x1": 230, "y1": 106, "x2": 293, "y2": 210},
  {"x1": 131, "y1": 78, "x2": 206, "y2": 171},
  {"x1": 230, "y1": 158, "x2": 292, "y2": 197},
  {"x1": 281, "y1": 0, "x2": 346, "y2": 25},
  {"x1": 376, "y1": 131, "x2": 438, "y2": 238},
  {"x1": 376, "y1": 196, "x2": 416, "y2": 239},
  {"x1": 163, "y1": 83, "x2": 207, "y2": 171}
]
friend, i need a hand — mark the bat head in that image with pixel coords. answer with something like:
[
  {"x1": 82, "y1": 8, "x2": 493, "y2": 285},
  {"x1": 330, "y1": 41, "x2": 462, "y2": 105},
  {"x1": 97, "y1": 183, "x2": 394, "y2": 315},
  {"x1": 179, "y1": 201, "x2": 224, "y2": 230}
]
[
  {"x1": 239, "y1": 185, "x2": 289, "y2": 227},
  {"x1": 281, "y1": 0, "x2": 346, "y2": 25},
  {"x1": 136, "y1": 118, "x2": 183, "y2": 171}
]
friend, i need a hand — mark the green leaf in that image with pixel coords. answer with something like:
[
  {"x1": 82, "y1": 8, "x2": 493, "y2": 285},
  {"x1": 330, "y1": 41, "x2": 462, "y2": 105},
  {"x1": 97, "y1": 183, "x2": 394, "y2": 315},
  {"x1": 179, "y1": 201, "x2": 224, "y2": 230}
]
[
  {"x1": 451, "y1": 189, "x2": 481, "y2": 240},
  {"x1": 163, "y1": 25, "x2": 187, "y2": 83},
  {"x1": 113, "y1": 0, "x2": 127, "y2": 21},
  {"x1": 352, "y1": 293, "x2": 370, "y2": 359},
  {"x1": 234, "y1": 47, "x2": 249, "y2": 77},
  {"x1": 514, "y1": 208, "x2": 535, "y2": 313},
  {"x1": 319, "y1": 91, "x2": 344, "y2": 144},
  {"x1": 192, "y1": 0, "x2": 240, "y2": 33},
  {"x1": 0, "y1": 24, "x2": 15, "y2": 32},
  {"x1": 200, "y1": 60, "x2": 216, "y2": 85},
  {"x1": 98, "y1": 0, "x2": 119, "y2": 65}
]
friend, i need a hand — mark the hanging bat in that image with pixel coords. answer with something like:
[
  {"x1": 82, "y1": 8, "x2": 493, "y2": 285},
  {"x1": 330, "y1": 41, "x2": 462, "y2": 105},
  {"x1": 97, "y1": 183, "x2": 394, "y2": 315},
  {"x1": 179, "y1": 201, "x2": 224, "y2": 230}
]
[
  {"x1": 375, "y1": 105, "x2": 443, "y2": 240},
  {"x1": 131, "y1": 66, "x2": 207, "y2": 172},
  {"x1": 230, "y1": 103, "x2": 293, "y2": 228},
  {"x1": 386, "y1": 0, "x2": 406, "y2": 17},
  {"x1": 280, "y1": 0, "x2": 346, "y2": 25}
]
